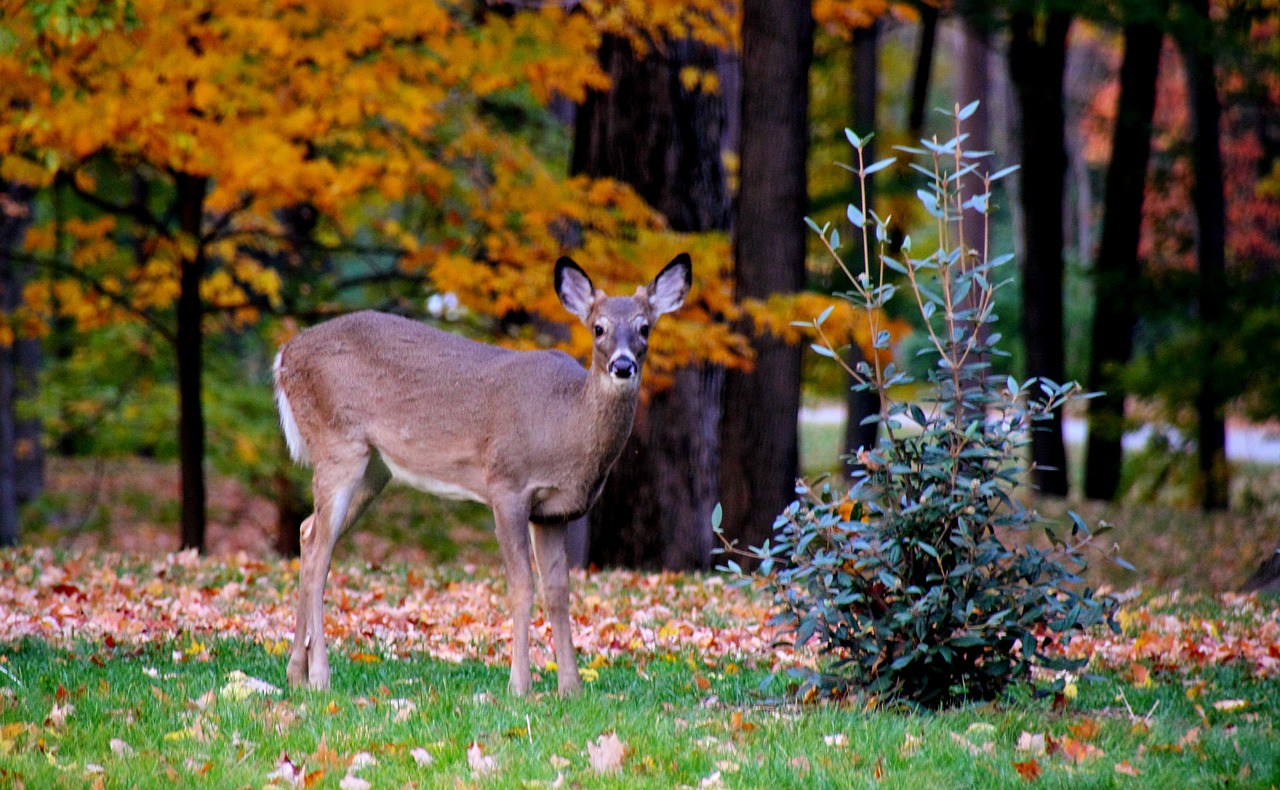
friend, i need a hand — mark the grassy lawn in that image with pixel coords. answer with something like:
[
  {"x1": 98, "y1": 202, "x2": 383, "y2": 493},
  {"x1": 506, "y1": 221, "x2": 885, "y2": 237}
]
[{"x1": 2, "y1": 551, "x2": 1279, "y2": 788}]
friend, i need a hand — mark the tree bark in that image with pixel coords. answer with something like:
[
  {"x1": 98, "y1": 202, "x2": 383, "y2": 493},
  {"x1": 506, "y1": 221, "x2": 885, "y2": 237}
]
[
  {"x1": 1009, "y1": 10, "x2": 1072, "y2": 497},
  {"x1": 719, "y1": 0, "x2": 812, "y2": 556},
  {"x1": 908, "y1": 4, "x2": 940, "y2": 140},
  {"x1": 1084, "y1": 19, "x2": 1163, "y2": 501},
  {"x1": 844, "y1": 21, "x2": 880, "y2": 462},
  {"x1": 574, "y1": 34, "x2": 730, "y2": 570},
  {"x1": 175, "y1": 173, "x2": 209, "y2": 551},
  {"x1": 1183, "y1": 0, "x2": 1229, "y2": 510},
  {"x1": 0, "y1": 182, "x2": 35, "y2": 547}
]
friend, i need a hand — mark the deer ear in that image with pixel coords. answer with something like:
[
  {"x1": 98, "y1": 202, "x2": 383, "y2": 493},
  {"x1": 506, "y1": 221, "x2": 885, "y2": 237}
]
[
  {"x1": 647, "y1": 253, "x2": 691, "y2": 316},
  {"x1": 555, "y1": 257, "x2": 595, "y2": 321}
]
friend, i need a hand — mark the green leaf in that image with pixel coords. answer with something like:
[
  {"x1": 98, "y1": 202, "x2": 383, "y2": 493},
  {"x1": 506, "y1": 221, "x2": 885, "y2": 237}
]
[
  {"x1": 957, "y1": 99, "x2": 980, "y2": 120},
  {"x1": 810, "y1": 343, "x2": 836, "y2": 358},
  {"x1": 989, "y1": 164, "x2": 1020, "y2": 181},
  {"x1": 863, "y1": 156, "x2": 895, "y2": 175},
  {"x1": 847, "y1": 204, "x2": 865, "y2": 228}
]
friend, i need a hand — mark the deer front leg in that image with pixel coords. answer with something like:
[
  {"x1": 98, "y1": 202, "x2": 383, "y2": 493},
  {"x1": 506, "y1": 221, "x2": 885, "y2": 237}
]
[
  {"x1": 533, "y1": 523, "x2": 582, "y2": 696},
  {"x1": 492, "y1": 496, "x2": 535, "y2": 696}
]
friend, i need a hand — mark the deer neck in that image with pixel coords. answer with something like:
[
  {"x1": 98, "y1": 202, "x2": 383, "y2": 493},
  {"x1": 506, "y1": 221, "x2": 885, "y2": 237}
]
[{"x1": 578, "y1": 367, "x2": 641, "y2": 459}]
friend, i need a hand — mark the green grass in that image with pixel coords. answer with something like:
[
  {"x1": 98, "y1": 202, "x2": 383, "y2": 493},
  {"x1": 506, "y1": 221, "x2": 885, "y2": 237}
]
[{"x1": 3, "y1": 631, "x2": 1278, "y2": 788}]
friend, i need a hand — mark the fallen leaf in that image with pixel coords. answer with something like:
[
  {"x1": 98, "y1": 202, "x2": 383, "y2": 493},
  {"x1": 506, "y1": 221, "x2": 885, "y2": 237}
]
[
  {"x1": 338, "y1": 775, "x2": 370, "y2": 790},
  {"x1": 1212, "y1": 699, "x2": 1249, "y2": 712},
  {"x1": 266, "y1": 754, "x2": 303, "y2": 788},
  {"x1": 409, "y1": 747, "x2": 433, "y2": 767},
  {"x1": 1012, "y1": 759, "x2": 1042, "y2": 781},
  {"x1": 348, "y1": 752, "x2": 376, "y2": 771},
  {"x1": 823, "y1": 733, "x2": 847, "y2": 748},
  {"x1": 468, "y1": 742, "x2": 497, "y2": 776},
  {"x1": 900, "y1": 732, "x2": 922, "y2": 757},
  {"x1": 1068, "y1": 717, "x2": 1102, "y2": 741},
  {"x1": 389, "y1": 698, "x2": 416, "y2": 723},
  {"x1": 1015, "y1": 731, "x2": 1046, "y2": 756},
  {"x1": 730, "y1": 711, "x2": 756, "y2": 733},
  {"x1": 1060, "y1": 736, "x2": 1104, "y2": 764},
  {"x1": 1115, "y1": 760, "x2": 1141, "y2": 776},
  {"x1": 311, "y1": 734, "x2": 344, "y2": 771},
  {"x1": 46, "y1": 701, "x2": 74, "y2": 728},
  {"x1": 587, "y1": 732, "x2": 626, "y2": 775},
  {"x1": 109, "y1": 738, "x2": 134, "y2": 757},
  {"x1": 548, "y1": 754, "x2": 570, "y2": 770},
  {"x1": 1179, "y1": 727, "x2": 1201, "y2": 749},
  {"x1": 949, "y1": 731, "x2": 994, "y2": 756},
  {"x1": 220, "y1": 670, "x2": 281, "y2": 701}
]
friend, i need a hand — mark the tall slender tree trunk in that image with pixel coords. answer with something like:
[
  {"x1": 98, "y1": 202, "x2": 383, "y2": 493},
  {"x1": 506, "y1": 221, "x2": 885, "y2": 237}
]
[
  {"x1": 1009, "y1": 10, "x2": 1071, "y2": 497},
  {"x1": 1183, "y1": 0, "x2": 1229, "y2": 510},
  {"x1": 574, "y1": 34, "x2": 730, "y2": 570},
  {"x1": 844, "y1": 21, "x2": 881, "y2": 462},
  {"x1": 719, "y1": 0, "x2": 812, "y2": 556},
  {"x1": 175, "y1": 173, "x2": 208, "y2": 551},
  {"x1": 1084, "y1": 19, "x2": 1163, "y2": 501},
  {"x1": 909, "y1": 5, "x2": 940, "y2": 140},
  {"x1": 0, "y1": 182, "x2": 36, "y2": 547}
]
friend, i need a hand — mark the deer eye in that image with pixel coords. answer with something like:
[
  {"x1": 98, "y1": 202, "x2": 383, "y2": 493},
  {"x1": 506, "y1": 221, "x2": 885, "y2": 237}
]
[
  {"x1": 639, "y1": 323, "x2": 650, "y2": 338},
  {"x1": 593, "y1": 324, "x2": 605, "y2": 338}
]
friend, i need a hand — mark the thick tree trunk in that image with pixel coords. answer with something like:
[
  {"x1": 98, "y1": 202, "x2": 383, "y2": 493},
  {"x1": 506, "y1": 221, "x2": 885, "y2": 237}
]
[
  {"x1": 719, "y1": 0, "x2": 812, "y2": 556},
  {"x1": 843, "y1": 21, "x2": 880, "y2": 462},
  {"x1": 1184, "y1": 0, "x2": 1229, "y2": 511},
  {"x1": 1009, "y1": 11, "x2": 1072, "y2": 497},
  {"x1": 574, "y1": 34, "x2": 730, "y2": 570},
  {"x1": 175, "y1": 173, "x2": 208, "y2": 551},
  {"x1": 1084, "y1": 20, "x2": 1163, "y2": 501}
]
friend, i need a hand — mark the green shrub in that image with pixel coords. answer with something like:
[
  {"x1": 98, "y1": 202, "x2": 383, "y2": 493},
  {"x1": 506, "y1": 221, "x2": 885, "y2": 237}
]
[{"x1": 716, "y1": 103, "x2": 1124, "y2": 708}]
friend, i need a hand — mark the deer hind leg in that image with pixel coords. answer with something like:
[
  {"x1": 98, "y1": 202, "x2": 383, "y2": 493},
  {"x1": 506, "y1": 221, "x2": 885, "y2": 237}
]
[
  {"x1": 288, "y1": 451, "x2": 389, "y2": 689},
  {"x1": 532, "y1": 523, "x2": 582, "y2": 696},
  {"x1": 492, "y1": 494, "x2": 535, "y2": 696}
]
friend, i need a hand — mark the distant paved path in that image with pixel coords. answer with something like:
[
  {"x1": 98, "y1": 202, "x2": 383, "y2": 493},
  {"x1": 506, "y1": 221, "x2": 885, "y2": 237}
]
[{"x1": 800, "y1": 406, "x2": 1280, "y2": 464}]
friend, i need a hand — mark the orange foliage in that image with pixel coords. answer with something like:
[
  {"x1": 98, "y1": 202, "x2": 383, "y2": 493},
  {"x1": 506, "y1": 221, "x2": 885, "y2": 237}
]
[{"x1": 0, "y1": 1, "x2": 759, "y2": 378}]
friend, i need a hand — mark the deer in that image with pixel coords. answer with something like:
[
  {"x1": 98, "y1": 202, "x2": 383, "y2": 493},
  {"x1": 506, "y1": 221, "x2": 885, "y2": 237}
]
[{"x1": 272, "y1": 253, "x2": 691, "y2": 696}]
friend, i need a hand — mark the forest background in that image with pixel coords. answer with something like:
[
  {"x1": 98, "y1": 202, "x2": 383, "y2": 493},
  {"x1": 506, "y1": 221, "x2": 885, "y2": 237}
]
[{"x1": 0, "y1": 0, "x2": 1277, "y2": 591}]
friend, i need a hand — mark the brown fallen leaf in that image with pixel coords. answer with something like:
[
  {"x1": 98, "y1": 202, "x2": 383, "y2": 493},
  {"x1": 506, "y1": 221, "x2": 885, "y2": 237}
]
[
  {"x1": 1068, "y1": 717, "x2": 1102, "y2": 741},
  {"x1": 587, "y1": 732, "x2": 626, "y2": 775},
  {"x1": 1012, "y1": 759, "x2": 1042, "y2": 781},
  {"x1": 1114, "y1": 760, "x2": 1141, "y2": 776},
  {"x1": 1059, "y1": 736, "x2": 1104, "y2": 764},
  {"x1": 1212, "y1": 699, "x2": 1248, "y2": 712}
]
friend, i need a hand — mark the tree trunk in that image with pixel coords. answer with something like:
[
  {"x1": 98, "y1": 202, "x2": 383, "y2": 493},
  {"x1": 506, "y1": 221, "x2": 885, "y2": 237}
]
[
  {"x1": 175, "y1": 173, "x2": 208, "y2": 551},
  {"x1": 844, "y1": 21, "x2": 880, "y2": 462},
  {"x1": 909, "y1": 5, "x2": 940, "y2": 140},
  {"x1": 574, "y1": 34, "x2": 730, "y2": 570},
  {"x1": 1084, "y1": 19, "x2": 1163, "y2": 501},
  {"x1": 1184, "y1": 0, "x2": 1229, "y2": 510},
  {"x1": 1009, "y1": 10, "x2": 1072, "y2": 497},
  {"x1": 274, "y1": 202, "x2": 320, "y2": 557},
  {"x1": 0, "y1": 184, "x2": 30, "y2": 546},
  {"x1": 719, "y1": 0, "x2": 812, "y2": 556}
]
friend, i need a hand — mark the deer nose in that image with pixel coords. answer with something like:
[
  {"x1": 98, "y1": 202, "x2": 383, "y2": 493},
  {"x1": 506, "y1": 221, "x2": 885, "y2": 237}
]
[{"x1": 608, "y1": 356, "x2": 637, "y2": 379}]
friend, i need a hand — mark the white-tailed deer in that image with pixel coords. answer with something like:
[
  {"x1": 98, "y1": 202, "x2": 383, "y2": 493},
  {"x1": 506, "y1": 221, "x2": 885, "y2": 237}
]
[{"x1": 273, "y1": 254, "x2": 691, "y2": 695}]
